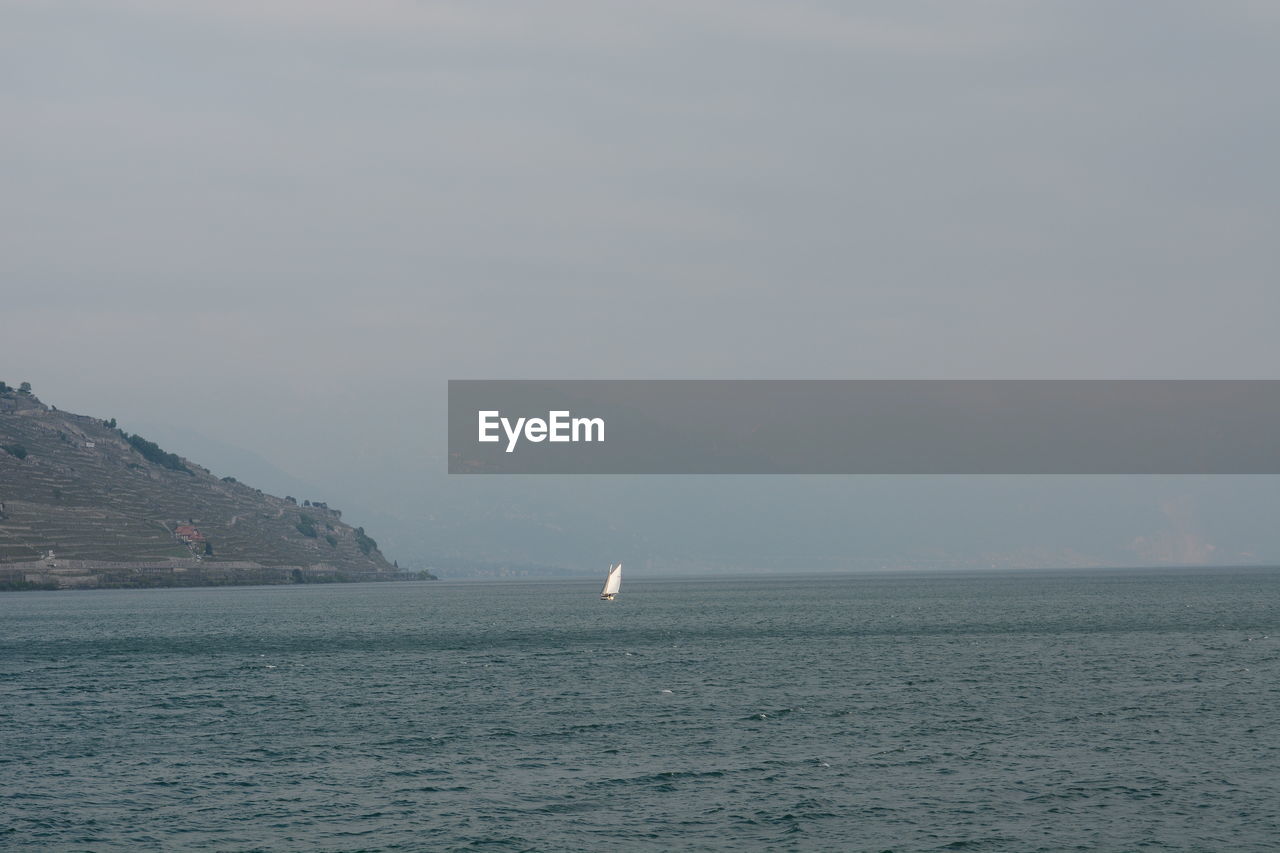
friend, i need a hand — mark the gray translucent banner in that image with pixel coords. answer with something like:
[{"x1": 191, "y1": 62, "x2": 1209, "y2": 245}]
[{"x1": 448, "y1": 380, "x2": 1280, "y2": 474}]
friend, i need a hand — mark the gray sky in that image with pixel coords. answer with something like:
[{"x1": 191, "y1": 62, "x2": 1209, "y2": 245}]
[{"x1": 4, "y1": 2, "x2": 1279, "y2": 568}]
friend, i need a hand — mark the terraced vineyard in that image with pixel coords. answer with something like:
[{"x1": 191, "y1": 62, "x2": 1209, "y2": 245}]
[{"x1": 0, "y1": 386, "x2": 397, "y2": 577}]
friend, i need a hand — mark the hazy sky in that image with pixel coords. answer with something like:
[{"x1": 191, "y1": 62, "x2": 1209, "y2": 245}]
[{"x1": 4, "y1": 2, "x2": 1278, "y2": 566}]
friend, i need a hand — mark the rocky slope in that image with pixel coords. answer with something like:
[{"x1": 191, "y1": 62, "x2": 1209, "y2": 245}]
[{"x1": 0, "y1": 383, "x2": 401, "y2": 578}]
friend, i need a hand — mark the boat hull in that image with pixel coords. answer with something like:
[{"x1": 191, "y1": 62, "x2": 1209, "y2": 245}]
[{"x1": 600, "y1": 593, "x2": 617, "y2": 601}]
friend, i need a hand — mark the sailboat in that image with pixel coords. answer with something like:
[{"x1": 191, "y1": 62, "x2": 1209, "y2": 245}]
[{"x1": 600, "y1": 562, "x2": 622, "y2": 600}]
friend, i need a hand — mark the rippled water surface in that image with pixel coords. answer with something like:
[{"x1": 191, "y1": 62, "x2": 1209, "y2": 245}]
[{"x1": 3, "y1": 570, "x2": 1279, "y2": 851}]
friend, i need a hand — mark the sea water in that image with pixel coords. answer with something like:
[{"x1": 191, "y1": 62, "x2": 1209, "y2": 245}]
[{"x1": 2, "y1": 570, "x2": 1278, "y2": 851}]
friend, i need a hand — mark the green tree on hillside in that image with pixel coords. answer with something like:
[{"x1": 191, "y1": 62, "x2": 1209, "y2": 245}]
[
  {"x1": 124, "y1": 433, "x2": 191, "y2": 473},
  {"x1": 354, "y1": 526, "x2": 378, "y2": 556}
]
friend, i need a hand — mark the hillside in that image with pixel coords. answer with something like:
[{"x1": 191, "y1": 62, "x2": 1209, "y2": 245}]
[{"x1": 0, "y1": 382, "x2": 423, "y2": 588}]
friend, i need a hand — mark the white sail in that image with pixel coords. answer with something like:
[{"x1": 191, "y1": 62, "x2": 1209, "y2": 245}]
[{"x1": 600, "y1": 562, "x2": 622, "y2": 598}]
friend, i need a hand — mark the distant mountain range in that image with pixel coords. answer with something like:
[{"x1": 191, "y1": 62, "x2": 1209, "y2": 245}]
[
  {"x1": 7, "y1": 380, "x2": 1276, "y2": 584},
  {"x1": 0, "y1": 382, "x2": 429, "y2": 588}
]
